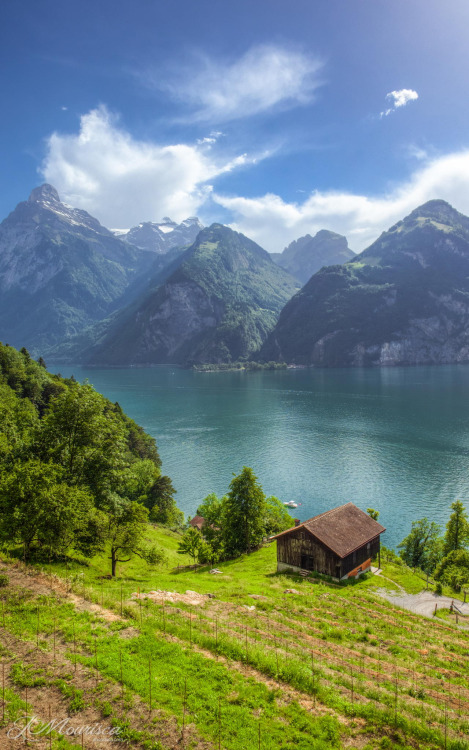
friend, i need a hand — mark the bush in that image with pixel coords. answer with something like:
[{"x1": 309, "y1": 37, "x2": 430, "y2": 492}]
[{"x1": 0, "y1": 574, "x2": 9, "y2": 587}]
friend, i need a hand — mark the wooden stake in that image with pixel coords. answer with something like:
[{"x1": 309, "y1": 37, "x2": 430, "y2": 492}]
[
  {"x1": 48, "y1": 705, "x2": 52, "y2": 750},
  {"x1": 215, "y1": 616, "x2": 218, "y2": 660},
  {"x1": 2, "y1": 662, "x2": 5, "y2": 723},
  {"x1": 73, "y1": 621, "x2": 77, "y2": 673},
  {"x1": 36, "y1": 606, "x2": 40, "y2": 649},
  {"x1": 189, "y1": 610, "x2": 192, "y2": 645},
  {"x1": 120, "y1": 584, "x2": 123, "y2": 617},
  {"x1": 394, "y1": 671, "x2": 398, "y2": 727},
  {"x1": 94, "y1": 635, "x2": 98, "y2": 687},
  {"x1": 101, "y1": 581, "x2": 104, "y2": 607},
  {"x1": 182, "y1": 677, "x2": 187, "y2": 746},
  {"x1": 218, "y1": 696, "x2": 221, "y2": 750},
  {"x1": 162, "y1": 601, "x2": 166, "y2": 633},
  {"x1": 53, "y1": 617, "x2": 56, "y2": 662},
  {"x1": 274, "y1": 636, "x2": 279, "y2": 680},
  {"x1": 350, "y1": 666, "x2": 354, "y2": 705},
  {"x1": 2, "y1": 600, "x2": 4, "y2": 627},
  {"x1": 245, "y1": 625, "x2": 248, "y2": 662},
  {"x1": 148, "y1": 658, "x2": 152, "y2": 715},
  {"x1": 119, "y1": 650, "x2": 124, "y2": 698}
]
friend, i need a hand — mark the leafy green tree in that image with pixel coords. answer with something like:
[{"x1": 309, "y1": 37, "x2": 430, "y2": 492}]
[
  {"x1": 98, "y1": 495, "x2": 163, "y2": 576},
  {"x1": 223, "y1": 467, "x2": 266, "y2": 556},
  {"x1": 177, "y1": 527, "x2": 204, "y2": 564},
  {"x1": 263, "y1": 496, "x2": 294, "y2": 536},
  {"x1": 434, "y1": 549, "x2": 469, "y2": 592},
  {"x1": 398, "y1": 518, "x2": 442, "y2": 572},
  {"x1": 443, "y1": 500, "x2": 469, "y2": 556},
  {"x1": 367, "y1": 508, "x2": 380, "y2": 521},
  {"x1": 0, "y1": 383, "x2": 38, "y2": 463},
  {"x1": 120, "y1": 459, "x2": 159, "y2": 503},
  {"x1": 0, "y1": 459, "x2": 94, "y2": 559},
  {"x1": 148, "y1": 475, "x2": 182, "y2": 526},
  {"x1": 39, "y1": 383, "x2": 127, "y2": 504}
]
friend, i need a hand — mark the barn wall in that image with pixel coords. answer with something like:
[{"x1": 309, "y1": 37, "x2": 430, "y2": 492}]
[
  {"x1": 341, "y1": 536, "x2": 380, "y2": 577},
  {"x1": 277, "y1": 529, "x2": 341, "y2": 577}
]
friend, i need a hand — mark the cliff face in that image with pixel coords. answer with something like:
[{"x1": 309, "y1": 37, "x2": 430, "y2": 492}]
[
  {"x1": 260, "y1": 200, "x2": 469, "y2": 367},
  {"x1": 273, "y1": 229, "x2": 354, "y2": 284},
  {"x1": 80, "y1": 224, "x2": 299, "y2": 366}
]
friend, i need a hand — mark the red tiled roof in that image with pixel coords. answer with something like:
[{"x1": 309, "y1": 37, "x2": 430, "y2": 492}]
[{"x1": 272, "y1": 503, "x2": 386, "y2": 558}]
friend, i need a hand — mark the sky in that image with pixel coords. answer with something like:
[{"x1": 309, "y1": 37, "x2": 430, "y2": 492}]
[{"x1": 2, "y1": 0, "x2": 469, "y2": 252}]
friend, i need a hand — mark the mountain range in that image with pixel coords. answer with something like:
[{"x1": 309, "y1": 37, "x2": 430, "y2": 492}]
[
  {"x1": 0, "y1": 185, "x2": 204, "y2": 355},
  {"x1": 271, "y1": 229, "x2": 354, "y2": 284},
  {"x1": 58, "y1": 223, "x2": 299, "y2": 365},
  {"x1": 113, "y1": 216, "x2": 203, "y2": 254},
  {"x1": 3, "y1": 185, "x2": 469, "y2": 369},
  {"x1": 261, "y1": 199, "x2": 469, "y2": 367}
]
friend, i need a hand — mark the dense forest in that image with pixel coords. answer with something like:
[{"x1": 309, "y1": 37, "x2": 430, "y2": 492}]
[{"x1": 0, "y1": 343, "x2": 181, "y2": 575}]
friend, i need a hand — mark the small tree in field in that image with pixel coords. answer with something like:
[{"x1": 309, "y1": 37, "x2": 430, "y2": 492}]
[
  {"x1": 223, "y1": 467, "x2": 266, "y2": 556},
  {"x1": 177, "y1": 527, "x2": 204, "y2": 564},
  {"x1": 100, "y1": 496, "x2": 164, "y2": 576}
]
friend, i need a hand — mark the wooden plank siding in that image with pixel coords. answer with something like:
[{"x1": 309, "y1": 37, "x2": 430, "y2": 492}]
[{"x1": 276, "y1": 527, "x2": 380, "y2": 580}]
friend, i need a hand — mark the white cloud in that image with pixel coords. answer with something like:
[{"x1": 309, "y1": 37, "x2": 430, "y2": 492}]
[
  {"x1": 381, "y1": 88, "x2": 419, "y2": 117},
  {"x1": 148, "y1": 44, "x2": 323, "y2": 123},
  {"x1": 212, "y1": 149, "x2": 469, "y2": 253},
  {"x1": 41, "y1": 106, "x2": 253, "y2": 226}
]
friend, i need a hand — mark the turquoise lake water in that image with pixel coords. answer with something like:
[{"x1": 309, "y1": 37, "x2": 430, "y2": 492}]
[{"x1": 50, "y1": 364, "x2": 469, "y2": 549}]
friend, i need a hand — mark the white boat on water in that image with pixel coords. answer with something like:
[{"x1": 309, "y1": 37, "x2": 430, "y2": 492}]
[{"x1": 283, "y1": 501, "x2": 298, "y2": 508}]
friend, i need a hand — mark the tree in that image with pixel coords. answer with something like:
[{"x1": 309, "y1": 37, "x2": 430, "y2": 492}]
[
  {"x1": 148, "y1": 475, "x2": 183, "y2": 526},
  {"x1": 435, "y1": 549, "x2": 469, "y2": 592},
  {"x1": 0, "y1": 459, "x2": 94, "y2": 559},
  {"x1": 39, "y1": 383, "x2": 127, "y2": 504},
  {"x1": 263, "y1": 496, "x2": 294, "y2": 536},
  {"x1": 177, "y1": 527, "x2": 204, "y2": 564},
  {"x1": 99, "y1": 496, "x2": 163, "y2": 577},
  {"x1": 398, "y1": 518, "x2": 443, "y2": 572},
  {"x1": 223, "y1": 467, "x2": 266, "y2": 556},
  {"x1": 367, "y1": 508, "x2": 380, "y2": 521},
  {"x1": 443, "y1": 500, "x2": 469, "y2": 556}
]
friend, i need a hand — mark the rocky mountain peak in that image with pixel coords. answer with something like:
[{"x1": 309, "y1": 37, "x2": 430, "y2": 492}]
[
  {"x1": 28, "y1": 184, "x2": 61, "y2": 204},
  {"x1": 406, "y1": 199, "x2": 464, "y2": 226}
]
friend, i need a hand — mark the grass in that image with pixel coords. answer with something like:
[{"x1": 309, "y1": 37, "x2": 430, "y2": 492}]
[{"x1": 0, "y1": 531, "x2": 468, "y2": 749}]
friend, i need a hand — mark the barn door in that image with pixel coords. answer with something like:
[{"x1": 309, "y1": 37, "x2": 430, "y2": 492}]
[{"x1": 300, "y1": 553, "x2": 314, "y2": 570}]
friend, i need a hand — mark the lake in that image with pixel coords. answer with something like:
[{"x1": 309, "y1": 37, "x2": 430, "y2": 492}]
[{"x1": 49, "y1": 364, "x2": 469, "y2": 549}]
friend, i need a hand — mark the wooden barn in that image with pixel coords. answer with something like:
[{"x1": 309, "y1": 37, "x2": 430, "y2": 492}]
[{"x1": 273, "y1": 503, "x2": 385, "y2": 580}]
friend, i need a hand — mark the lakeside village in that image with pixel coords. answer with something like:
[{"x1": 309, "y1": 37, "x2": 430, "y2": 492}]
[{"x1": 1, "y1": 344, "x2": 469, "y2": 749}]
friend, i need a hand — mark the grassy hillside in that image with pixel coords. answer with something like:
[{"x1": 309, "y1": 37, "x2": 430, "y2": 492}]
[{"x1": 0, "y1": 528, "x2": 467, "y2": 750}]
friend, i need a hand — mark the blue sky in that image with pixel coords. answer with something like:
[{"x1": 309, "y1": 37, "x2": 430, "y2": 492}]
[{"x1": 2, "y1": 0, "x2": 469, "y2": 251}]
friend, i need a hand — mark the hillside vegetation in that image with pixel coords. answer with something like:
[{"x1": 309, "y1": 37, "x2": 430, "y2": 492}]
[{"x1": 0, "y1": 528, "x2": 468, "y2": 750}]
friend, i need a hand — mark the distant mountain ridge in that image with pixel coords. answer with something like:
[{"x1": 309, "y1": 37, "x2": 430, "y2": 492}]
[
  {"x1": 272, "y1": 229, "x2": 354, "y2": 284},
  {"x1": 260, "y1": 199, "x2": 469, "y2": 367},
  {"x1": 67, "y1": 223, "x2": 299, "y2": 366},
  {"x1": 115, "y1": 216, "x2": 203, "y2": 254}
]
